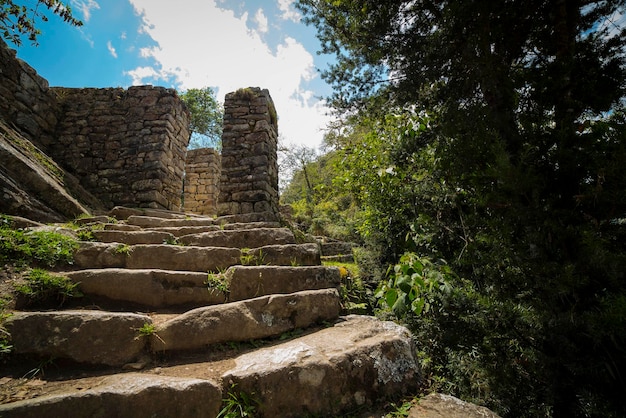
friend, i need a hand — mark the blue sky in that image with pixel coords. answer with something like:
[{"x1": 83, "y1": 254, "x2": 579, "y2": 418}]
[{"x1": 14, "y1": 0, "x2": 334, "y2": 149}]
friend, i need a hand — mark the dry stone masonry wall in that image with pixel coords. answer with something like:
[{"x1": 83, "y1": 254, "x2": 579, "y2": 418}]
[
  {"x1": 218, "y1": 88, "x2": 280, "y2": 221},
  {"x1": 0, "y1": 41, "x2": 59, "y2": 152},
  {"x1": 1, "y1": 38, "x2": 283, "y2": 219},
  {"x1": 50, "y1": 87, "x2": 190, "y2": 211},
  {"x1": 183, "y1": 148, "x2": 221, "y2": 215}
]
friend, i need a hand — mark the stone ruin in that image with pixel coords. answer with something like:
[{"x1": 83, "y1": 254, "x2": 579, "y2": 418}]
[{"x1": 0, "y1": 38, "x2": 280, "y2": 221}]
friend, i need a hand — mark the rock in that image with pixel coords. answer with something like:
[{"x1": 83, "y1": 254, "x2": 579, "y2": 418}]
[
  {"x1": 228, "y1": 265, "x2": 341, "y2": 301},
  {"x1": 151, "y1": 289, "x2": 341, "y2": 352},
  {"x1": 222, "y1": 315, "x2": 421, "y2": 417},
  {"x1": 126, "y1": 215, "x2": 216, "y2": 228},
  {"x1": 409, "y1": 393, "x2": 501, "y2": 418},
  {"x1": 245, "y1": 243, "x2": 321, "y2": 266},
  {"x1": 62, "y1": 268, "x2": 226, "y2": 308},
  {"x1": 125, "y1": 244, "x2": 241, "y2": 271},
  {"x1": 144, "y1": 225, "x2": 220, "y2": 237},
  {"x1": 0, "y1": 123, "x2": 91, "y2": 222},
  {"x1": 0, "y1": 373, "x2": 221, "y2": 418},
  {"x1": 5, "y1": 310, "x2": 152, "y2": 366},
  {"x1": 178, "y1": 227, "x2": 296, "y2": 248},
  {"x1": 73, "y1": 242, "x2": 242, "y2": 272},
  {"x1": 92, "y1": 229, "x2": 176, "y2": 245}
]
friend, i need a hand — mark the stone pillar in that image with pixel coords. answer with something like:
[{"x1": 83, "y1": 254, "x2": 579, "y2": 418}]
[
  {"x1": 184, "y1": 148, "x2": 221, "y2": 216},
  {"x1": 218, "y1": 87, "x2": 279, "y2": 221}
]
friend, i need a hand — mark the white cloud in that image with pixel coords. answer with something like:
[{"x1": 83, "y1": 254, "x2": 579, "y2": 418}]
[
  {"x1": 277, "y1": 0, "x2": 301, "y2": 22},
  {"x1": 107, "y1": 40, "x2": 117, "y2": 58},
  {"x1": 126, "y1": 0, "x2": 330, "y2": 149},
  {"x1": 254, "y1": 9, "x2": 269, "y2": 34},
  {"x1": 70, "y1": 0, "x2": 100, "y2": 22}
]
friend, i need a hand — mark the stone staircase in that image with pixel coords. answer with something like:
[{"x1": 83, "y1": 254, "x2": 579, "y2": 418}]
[{"x1": 0, "y1": 208, "x2": 419, "y2": 417}]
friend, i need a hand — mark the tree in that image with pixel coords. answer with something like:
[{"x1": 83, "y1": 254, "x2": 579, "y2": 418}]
[
  {"x1": 299, "y1": 1, "x2": 626, "y2": 416},
  {"x1": 179, "y1": 87, "x2": 223, "y2": 150},
  {"x1": 1, "y1": 0, "x2": 83, "y2": 46}
]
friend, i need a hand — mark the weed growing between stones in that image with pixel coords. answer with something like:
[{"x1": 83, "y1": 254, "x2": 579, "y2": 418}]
[
  {"x1": 14, "y1": 269, "x2": 82, "y2": 308},
  {"x1": 0, "y1": 218, "x2": 78, "y2": 267},
  {"x1": 162, "y1": 235, "x2": 180, "y2": 245},
  {"x1": 205, "y1": 271, "x2": 229, "y2": 294},
  {"x1": 217, "y1": 383, "x2": 260, "y2": 418},
  {"x1": 114, "y1": 244, "x2": 132, "y2": 256},
  {"x1": 0, "y1": 297, "x2": 13, "y2": 356},
  {"x1": 323, "y1": 260, "x2": 374, "y2": 315}
]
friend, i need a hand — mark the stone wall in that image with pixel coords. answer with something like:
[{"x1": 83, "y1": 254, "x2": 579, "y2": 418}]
[
  {"x1": 218, "y1": 88, "x2": 279, "y2": 221},
  {"x1": 183, "y1": 148, "x2": 221, "y2": 215},
  {"x1": 1, "y1": 38, "x2": 283, "y2": 218},
  {"x1": 0, "y1": 39, "x2": 59, "y2": 152},
  {"x1": 50, "y1": 86, "x2": 190, "y2": 211}
]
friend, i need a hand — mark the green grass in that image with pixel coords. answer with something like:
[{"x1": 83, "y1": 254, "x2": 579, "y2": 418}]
[
  {"x1": 14, "y1": 268, "x2": 82, "y2": 308},
  {"x1": 205, "y1": 272, "x2": 229, "y2": 293},
  {"x1": 0, "y1": 220, "x2": 79, "y2": 267},
  {"x1": 217, "y1": 383, "x2": 260, "y2": 418}
]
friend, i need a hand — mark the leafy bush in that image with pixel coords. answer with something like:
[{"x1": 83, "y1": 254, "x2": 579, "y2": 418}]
[{"x1": 377, "y1": 252, "x2": 455, "y2": 316}]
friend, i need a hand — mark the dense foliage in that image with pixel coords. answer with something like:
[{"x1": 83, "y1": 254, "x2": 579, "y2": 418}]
[
  {"x1": 297, "y1": 0, "x2": 626, "y2": 416},
  {"x1": 179, "y1": 87, "x2": 223, "y2": 150},
  {"x1": 0, "y1": 0, "x2": 82, "y2": 46}
]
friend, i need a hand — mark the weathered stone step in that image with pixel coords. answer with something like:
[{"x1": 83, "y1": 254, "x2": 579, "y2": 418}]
[
  {"x1": 0, "y1": 374, "x2": 221, "y2": 418},
  {"x1": 126, "y1": 215, "x2": 217, "y2": 228},
  {"x1": 61, "y1": 268, "x2": 226, "y2": 309},
  {"x1": 144, "y1": 225, "x2": 220, "y2": 237},
  {"x1": 245, "y1": 243, "x2": 321, "y2": 266},
  {"x1": 221, "y1": 315, "x2": 420, "y2": 417},
  {"x1": 5, "y1": 290, "x2": 341, "y2": 366},
  {"x1": 108, "y1": 206, "x2": 204, "y2": 221},
  {"x1": 0, "y1": 316, "x2": 418, "y2": 417},
  {"x1": 5, "y1": 310, "x2": 152, "y2": 366},
  {"x1": 140, "y1": 221, "x2": 283, "y2": 237},
  {"x1": 91, "y1": 229, "x2": 176, "y2": 245},
  {"x1": 178, "y1": 227, "x2": 295, "y2": 248},
  {"x1": 320, "y1": 240, "x2": 356, "y2": 256},
  {"x1": 222, "y1": 221, "x2": 281, "y2": 230},
  {"x1": 73, "y1": 242, "x2": 241, "y2": 272},
  {"x1": 226, "y1": 265, "x2": 341, "y2": 301},
  {"x1": 73, "y1": 242, "x2": 321, "y2": 271},
  {"x1": 151, "y1": 288, "x2": 341, "y2": 352}
]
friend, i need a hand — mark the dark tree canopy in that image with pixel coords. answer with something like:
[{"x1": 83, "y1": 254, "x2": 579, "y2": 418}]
[
  {"x1": 298, "y1": 1, "x2": 626, "y2": 416},
  {"x1": 1, "y1": 0, "x2": 83, "y2": 46}
]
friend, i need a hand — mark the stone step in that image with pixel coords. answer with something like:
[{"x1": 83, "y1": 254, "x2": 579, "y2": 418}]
[
  {"x1": 73, "y1": 242, "x2": 241, "y2": 272},
  {"x1": 144, "y1": 225, "x2": 221, "y2": 237},
  {"x1": 0, "y1": 374, "x2": 221, "y2": 418},
  {"x1": 0, "y1": 316, "x2": 419, "y2": 417},
  {"x1": 151, "y1": 288, "x2": 341, "y2": 352},
  {"x1": 61, "y1": 268, "x2": 226, "y2": 309},
  {"x1": 140, "y1": 222, "x2": 283, "y2": 237},
  {"x1": 245, "y1": 243, "x2": 321, "y2": 266},
  {"x1": 5, "y1": 289, "x2": 341, "y2": 366},
  {"x1": 178, "y1": 227, "x2": 296, "y2": 248},
  {"x1": 103, "y1": 223, "x2": 142, "y2": 231},
  {"x1": 126, "y1": 215, "x2": 217, "y2": 228},
  {"x1": 222, "y1": 221, "x2": 281, "y2": 230},
  {"x1": 221, "y1": 315, "x2": 420, "y2": 417},
  {"x1": 4, "y1": 310, "x2": 152, "y2": 366},
  {"x1": 320, "y1": 240, "x2": 356, "y2": 256},
  {"x1": 108, "y1": 206, "x2": 204, "y2": 221},
  {"x1": 226, "y1": 265, "x2": 341, "y2": 301},
  {"x1": 73, "y1": 242, "x2": 321, "y2": 271},
  {"x1": 91, "y1": 229, "x2": 176, "y2": 245}
]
